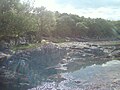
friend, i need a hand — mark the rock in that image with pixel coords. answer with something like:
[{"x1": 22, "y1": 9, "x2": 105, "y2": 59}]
[
  {"x1": 49, "y1": 74, "x2": 67, "y2": 82},
  {"x1": 0, "y1": 42, "x2": 67, "y2": 88},
  {"x1": 0, "y1": 53, "x2": 6, "y2": 61},
  {"x1": 0, "y1": 69, "x2": 31, "y2": 90},
  {"x1": 84, "y1": 47, "x2": 105, "y2": 56},
  {"x1": 60, "y1": 59, "x2": 67, "y2": 64},
  {"x1": 0, "y1": 41, "x2": 10, "y2": 51},
  {"x1": 74, "y1": 80, "x2": 81, "y2": 84},
  {"x1": 0, "y1": 52, "x2": 10, "y2": 62},
  {"x1": 41, "y1": 39, "x2": 48, "y2": 44},
  {"x1": 111, "y1": 50, "x2": 120, "y2": 58}
]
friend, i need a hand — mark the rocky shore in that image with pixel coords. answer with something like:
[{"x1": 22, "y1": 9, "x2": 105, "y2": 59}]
[{"x1": 0, "y1": 41, "x2": 120, "y2": 90}]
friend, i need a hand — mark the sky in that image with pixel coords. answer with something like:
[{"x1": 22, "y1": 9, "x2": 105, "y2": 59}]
[{"x1": 33, "y1": 0, "x2": 120, "y2": 20}]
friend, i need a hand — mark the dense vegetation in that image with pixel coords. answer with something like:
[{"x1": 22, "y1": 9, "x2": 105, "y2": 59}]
[{"x1": 0, "y1": 0, "x2": 120, "y2": 47}]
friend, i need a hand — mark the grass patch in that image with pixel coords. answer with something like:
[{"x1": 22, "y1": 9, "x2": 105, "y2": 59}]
[
  {"x1": 52, "y1": 38, "x2": 67, "y2": 43},
  {"x1": 110, "y1": 41, "x2": 120, "y2": 45},
  {"x1": 11, "y1": 43, "x2": 41, "y2": 51},
  {"x1": 99, "y1": 41, "x2": 120, "y2": 46},
  {"x1": 113, "y1": 58, "x2": 120, "y2": 60}
]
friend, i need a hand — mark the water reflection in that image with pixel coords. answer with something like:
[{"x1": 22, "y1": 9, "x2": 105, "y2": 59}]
[
  {"x1": 102, "y1": 60, "x2": 120, "y2": 67},
  {"x1": 60, "y1": 60, "x2": 120, "y2": 90},
  {"x1": 29, "y1": 60, "x2": 120, "y2": 90}
]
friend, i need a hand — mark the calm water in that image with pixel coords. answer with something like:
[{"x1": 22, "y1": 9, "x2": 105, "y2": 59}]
[{"x1": 29, "y1": 60, "x2": 120, "y2": 90}]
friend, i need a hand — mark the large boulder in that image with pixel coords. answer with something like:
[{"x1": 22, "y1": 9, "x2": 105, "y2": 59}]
[
  {"x1": 111, "y1": 50, "x2": 120, "y2": 58},
  {"x1": 0, "y1": 42, "x2": 67, "y2": 87}
]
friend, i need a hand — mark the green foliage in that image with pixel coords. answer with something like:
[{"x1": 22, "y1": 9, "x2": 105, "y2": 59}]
[
  {"x1": 0, "y1": 0, "x2": 119, "y2": 45},
  {"x1": 76, "y1": 22, "x2": 89, "y2": 37},
  {"x1": 112, "y1": 21, "x2": 120, "y2": 34},
  {"x1": 0, "y1": 0, "x2": 35, "y2": 37},
  {"x1": 11, "y1": 42, "x2": 41, "y2": 51},
  {"x1": 55, "y1": 15, "x2": 76, "y2": 37},
  {"x1": 33, "y1": 7, "x2": 56, "y2": 40}
]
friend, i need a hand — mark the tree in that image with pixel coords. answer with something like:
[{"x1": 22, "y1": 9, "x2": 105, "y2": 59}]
[
  {"x1": 33, "y1": 6, "x2": 56, "y2": 41},
  {"x1": 55, "y1": 15, "x2": 76, "y2": 37},
  {"x1": 113, "y1": 21, "x2": 120, "y2": 34},
  {"x1": 0, "y1": 0, "x2": 34, "y2": 36},
  {"x1": 76, "y1": 22, "x2": 89, "y2": 38}
]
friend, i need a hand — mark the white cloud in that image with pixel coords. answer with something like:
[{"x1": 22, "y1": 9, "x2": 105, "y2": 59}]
[
  {"x1": 57, "y1": 5, "x2": 120, "y2": 20},
  {"x1": 34, "y1": 0, "x2": 60, "y2": 11},
  {"x1": 76, "y1": 7, "x2": 120, "y2": 20},
  {"x1": 34, "y1": 0, "x2": 120, "y2": 20}
]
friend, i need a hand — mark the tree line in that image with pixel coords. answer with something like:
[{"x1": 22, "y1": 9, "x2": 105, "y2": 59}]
[{"x1": 0, "y1": 0, "x2": 120, "y2": 45}]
